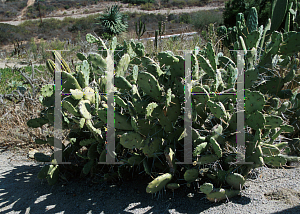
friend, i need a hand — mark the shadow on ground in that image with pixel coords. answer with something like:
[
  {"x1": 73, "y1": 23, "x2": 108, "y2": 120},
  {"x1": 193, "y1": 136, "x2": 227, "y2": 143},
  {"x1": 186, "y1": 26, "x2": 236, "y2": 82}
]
[
  {"x1": 271, "y1": 205, "x2": 300, "y2": 214},
  {"x1": 0, "y1": 161, "x2": 252, "y2": 214}
]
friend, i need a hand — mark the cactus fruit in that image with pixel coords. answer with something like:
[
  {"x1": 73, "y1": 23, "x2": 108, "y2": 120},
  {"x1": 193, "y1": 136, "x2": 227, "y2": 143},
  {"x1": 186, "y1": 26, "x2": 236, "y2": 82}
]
[
  {"x1": 225, "y1": 173, "x2": 245, "y2": 190},
  {"x1": 146, "y1": 173, "x2": 172, "y2": 194}
]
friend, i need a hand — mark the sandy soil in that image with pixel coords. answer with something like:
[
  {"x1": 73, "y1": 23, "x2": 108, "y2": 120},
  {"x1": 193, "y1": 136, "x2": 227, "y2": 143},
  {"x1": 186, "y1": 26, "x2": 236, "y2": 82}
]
[{"x1": 0, "y1": 146, "x2": 300, "y2": 214}]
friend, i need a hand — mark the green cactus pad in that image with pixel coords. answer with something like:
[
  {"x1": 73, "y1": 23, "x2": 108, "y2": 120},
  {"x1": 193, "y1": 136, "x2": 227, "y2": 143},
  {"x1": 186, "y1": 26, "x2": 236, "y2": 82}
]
[
  {"x1": 27, "y1": 117, "x2": 49, "y2": 128},
  {"x1": 263, "y1": 155, "x2": 287, "y2": 167},
  {"x1": 206, "y1": 42, "x2": 217, "y2": 70},
  {"x1": 134, "y1": 42, "x2": 145, "y2": 57},
  {"x1": 193, "y1": 142, "x2": 208, "y2": 156},
  {"x1": 207, "y1": 100, "x2": 227, "y2": 119},
  {"x1": 245, "y1": 90, "x2": 265, "y2": 114},
  {"x1": 146, "y1": 102, "x2": 159, "y2": 118},
  {"x1": 85, "y1": 119, "x2": 103, "y2": 142},
  {"x1": 88, "y1": 142, "x2": 99, "y2": 160},
  {"x1": 143, "y1": 137, "x2": 164, "y2": 157},
  {"x1": 279, "y1": 125, "x2": 294, "y2": 133},
  {"x1": 261, "y1": 143, "x2": 280, "y2": 156},
  {"x1": 283, "y1": 67, "x2": 296, "y2": 83},
  {"x1": 226, "y1": 173, "x2": 245, "y2": 190},
  {"x1": 87, "y1": 53, "x2": 107, "y2": 71},
  {"x1": 37, "y1": 165, "x2": 51, "y2": 179},
  {"x1": 46, "y1": 165, "x2": 59, "y2": 185},
  {"x1": 200, "y1": 183, "x2": 214, "y2": 194},
  {"x1": 166, "y1": 183, "x2": 180, "y2": 190},
  {"x1": 70, "y1": 89, "x2": 83, "y2": 100},
  {"x1": 206, "y1": 188, "x2": 226, "y2": 202},
  {"x1": 120, "y1": 132, "x2": 144, "y2": 149},
  {"x1": 264, "y1": 115, "x2": 283, "y2": 129},
  {"x1": 114, "y1": 76, "x2": 132, "y2": 90},
  {"x1": 244, "y1": 68, "x2": 259, "y2": 89},
  {"x1": 184, "y1": 168, "x2": 199, "y2": 184},
  {"x1": 246, "y1": 7, "x2": 258, "y2": 33},
  {"x1": 207, "y1": 188, "x2": 240, "y2": 202},
  {"x1": 34, "y1": 152, "x2": 51, "y2": 162},
  {"x1": 62, "y1": 100, "x2": 80, "y2": 117},
  {"x1": 41, "y1": 84, "x2": 54, "y2": 97},
  {"x1": 277, "y1": 89, "x2": 293, "y2": 99},
  {"x1": 198, "y1": 54, "x2": 215, "y2": 77},
  {"x1": 137, "y1": 72, "x2": 162, "y2": 101},
  {"x1": 115, "y1": 94, "x2": 127, "y2": 109},
  {"x1": 77, "y1": 52, "x2": 87, "y2": 61},
  {"x1": 245, "y1": 110, "x2": 265, "y2": 130},
  {"x1": 61, "y1": 71, "x2": 82, "y2": 93},
  {"x1": 256, "y1": 76, "x2": 284, "y2": 95},
  {"x1": 157, "y1": 97, "x2": 180, "y2": 133},
  {"x1": 127, "y1": 154, "x2": 143, "y2": 166},
  {"x1": 133, "y1": 100, "x2": 149, "y2": 115},
  {"x1": 210, "y1": 138, "x2": 222, "y2": 158},
  {"x1": 158, "y1": 51, "x2": 179, "y2": 65},
  {"x1": 78, "y1": 100, "x2": 92, "y2": 120},
  {"x1": 211, "y1": 124, "x2": 223, "y2": 141},
  {"x1": 115, "y1": 54, "x2": 130, "y2": 77},
  {"x1": 197, "y1": 154, "x2": 219, "y2": 165},
  {"x1": 141, "y1": 56, "x2": 164, "y2": 77},
  {"x1": 146, "y1": 173, "x2": 172, "y2": 194},
  {"x1": 192, "y1": 86, "x2": 210, "y2": 105},
  {"x1": 83, "y1": 160, "x2": 94, "y2": 175}
]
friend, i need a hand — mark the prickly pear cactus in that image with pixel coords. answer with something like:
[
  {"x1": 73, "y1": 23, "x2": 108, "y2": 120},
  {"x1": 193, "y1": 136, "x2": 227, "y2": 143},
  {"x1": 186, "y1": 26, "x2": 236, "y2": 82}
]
[{"x1": 27, "y1": 30, "x2": 300, "y2": 202}]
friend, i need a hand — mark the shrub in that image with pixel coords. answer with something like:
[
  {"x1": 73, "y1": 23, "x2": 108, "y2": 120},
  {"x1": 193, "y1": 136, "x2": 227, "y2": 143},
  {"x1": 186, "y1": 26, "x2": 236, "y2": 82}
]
[
  {"x1": 191, "y1": 9, "x2": 223, "y2": 31},
  {"x1": 122, "y1": 0, "x2": 155, "y2": 4},
  {"x1": 223, "y1": 0, "x2": 272, "y2": 27}
]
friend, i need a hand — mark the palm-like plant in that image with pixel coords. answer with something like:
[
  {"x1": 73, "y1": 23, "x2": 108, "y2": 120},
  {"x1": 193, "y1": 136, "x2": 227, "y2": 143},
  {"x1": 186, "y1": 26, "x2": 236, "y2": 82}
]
[{"x1": 95, "y1": 5, "x2": 128, "y2": 39}]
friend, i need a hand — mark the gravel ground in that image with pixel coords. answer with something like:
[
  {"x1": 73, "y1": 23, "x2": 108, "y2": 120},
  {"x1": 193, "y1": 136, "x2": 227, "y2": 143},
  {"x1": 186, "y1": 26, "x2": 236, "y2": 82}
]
[{"x1": 1, "y1": 147, "x2": 300, "y2": 214}]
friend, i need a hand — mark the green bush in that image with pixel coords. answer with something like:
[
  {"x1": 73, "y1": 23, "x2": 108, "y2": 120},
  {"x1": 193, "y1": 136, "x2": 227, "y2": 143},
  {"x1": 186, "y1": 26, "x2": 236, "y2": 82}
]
[
  {"x1": 0, "y1": 23, "x2": 30, "y2": 45},
  {"x1": 223, "y1": 0, "x2": 272, "y2": 27},
  {"x1": 192, "y1": 9, "x2": 224, "y2": 31},
  {"x1": 122, "y1": 0, "x2": 155, "y2": 4}
]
